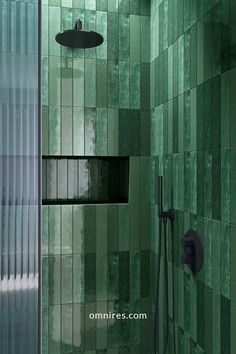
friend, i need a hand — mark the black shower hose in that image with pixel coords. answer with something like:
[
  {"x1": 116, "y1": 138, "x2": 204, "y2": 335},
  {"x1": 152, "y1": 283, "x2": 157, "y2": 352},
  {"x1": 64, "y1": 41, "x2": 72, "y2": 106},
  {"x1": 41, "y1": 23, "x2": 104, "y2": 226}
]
[{"x1": 153, "y1": 217, "x2": 176, "y2": 354}]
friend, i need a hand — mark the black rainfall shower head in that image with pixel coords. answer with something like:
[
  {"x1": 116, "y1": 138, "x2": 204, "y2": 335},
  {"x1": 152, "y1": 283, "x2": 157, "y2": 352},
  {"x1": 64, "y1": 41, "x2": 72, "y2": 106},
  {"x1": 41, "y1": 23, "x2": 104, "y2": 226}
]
[{"x1": 55, "y1": 19, "x2": 104, "y2": 49}]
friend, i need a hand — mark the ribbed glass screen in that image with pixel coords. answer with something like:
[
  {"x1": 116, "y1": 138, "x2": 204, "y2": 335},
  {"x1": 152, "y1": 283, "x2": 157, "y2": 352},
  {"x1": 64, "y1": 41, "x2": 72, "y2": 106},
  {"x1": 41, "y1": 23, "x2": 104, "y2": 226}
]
[{"x1": 0, "y1": 0, "x2": 40, "y2": 353}]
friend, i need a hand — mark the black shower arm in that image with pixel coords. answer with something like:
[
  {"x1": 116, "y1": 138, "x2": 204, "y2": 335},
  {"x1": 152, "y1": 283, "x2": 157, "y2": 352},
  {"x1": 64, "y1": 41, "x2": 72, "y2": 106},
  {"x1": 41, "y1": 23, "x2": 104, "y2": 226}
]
[{"x1": 157, "y1": 176, "x2": 174, "y2": 221}]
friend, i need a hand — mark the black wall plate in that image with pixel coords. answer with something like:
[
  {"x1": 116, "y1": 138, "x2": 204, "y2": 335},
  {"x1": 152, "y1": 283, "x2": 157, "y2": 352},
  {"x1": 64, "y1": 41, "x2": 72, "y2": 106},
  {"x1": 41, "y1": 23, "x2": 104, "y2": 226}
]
[{"x1": 181, "y1": 229, "x2": 203, "y2": 273}]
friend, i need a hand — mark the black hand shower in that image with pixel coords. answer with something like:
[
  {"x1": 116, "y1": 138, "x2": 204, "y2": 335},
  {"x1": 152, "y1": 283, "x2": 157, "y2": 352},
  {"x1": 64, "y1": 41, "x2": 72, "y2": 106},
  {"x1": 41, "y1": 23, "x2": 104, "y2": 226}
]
[{"x1": 153, "y1": 176, "x2": 175, "y2": 354}]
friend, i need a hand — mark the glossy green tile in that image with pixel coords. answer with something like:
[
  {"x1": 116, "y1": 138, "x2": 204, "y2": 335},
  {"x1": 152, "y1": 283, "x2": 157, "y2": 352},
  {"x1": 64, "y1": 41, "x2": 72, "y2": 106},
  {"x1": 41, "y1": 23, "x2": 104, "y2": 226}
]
[
  {"x1": 108, "y1": 0, "x2": 118, "y2": 12},
  {"x1": 42, "y1": 57, "x2": 49, "y2": 105},
  {"x1": 61, "y1": 304, "x2": 73, "y2": 352},
  {"x1": 96, "y1": 60, "x2": 108, "y2": 108},
  {"x1": 107, "y1": 301, "x2": 119, "y2": 347},
  {"x1": 73, "y1": 107, "x2": 84, "y2": 155},
  {"x1": 107, "y1": 205, "x2": 119, "y2": 252},
  {"x1": 84, "y1": 107, "x2": 96, "y2": 155},
  {"x1": 221, "y1": 223, "x2": 230, "y2": 299},
  {"x1": 49, "y1": 6, "x2": 61, "y2": 56},
  {"x1": 130, "y1": 63, "x2": 140, "y2": 109},
  {"x1": 84, "y1": 253, "x2": 96, "y2": 302},
  {"x1": 61, "y1": 107, "x2": 73, "y2": 154},
  {"x1": 119, "y1": 13, "x2": 130, "y2": 61},
  {"x1": 96, "y1": 11, "x2": 107, "y2": 59},
  {"x1": 73, "y1": 253, "x2": 84, "y2": 303},
  {"x1": 61, "y1": 7, "x2": 73, "y2": 58},
  {"x1": 231, "y1": 68, "x2": 236, "y2": 146},
  {"x1": 84, "y1": 10, "x2": 96, "y2": 59},
  {"x1": 85, "y1": 59, "x2": 96, "y2": 107},
  {"x1": 97, "y1": 0, "x2": 108, "y2": 11},
  {"x1": 108, "y1": 61, "x2": 119, "y2": 108},
  {"x1": 49, "y1": 56, "x2": 61, "y2": 107},
  {"x1": 84, "y1": 302, "x2": 96, "y2": 351},
  {"x1": 57, "y1": 159, "x2": 68, "y2": 199},
  {"x1": 119, "y1": 252, "x2": 130, "y2": 302},
  {"x1": 84, "y1": 205, "x2": 96, "y2": 254},
  {"x1": 129, "y1": 158, "x2": 141, "y2": 251},
  {"x1": 42, "y1": 307, "x2": 49, "y2": 354},
  {"x1": 61, "y1": 206, "x2": 73, "y2": 254},
  {"x1": 130, "y1": 15, "x2": 141, "y2": 62},
  {"x1": 107, "y1": 109, "x2": 119, "y2": 155},
  {"x1": 85, "y1": 0, "x2": 96, "y2": 10},
  {"x1": 42, "y1": 257, "x2": 49, "y2": 307},
  {"x1": 73, "y1": 303, "x2": 85, "y2": 352},
  {"x1": 221, "y1": 296, "x2": 231, "y2": 354},
  {"x1": 231, "y1": 148, "x2": 236, "y2": 223},
  {"x1": 107, "y1": 12, "x2": 119, "y2": 60},
  {"x1": 73, "y1": 58, "x2": 84, "y2": 107},
  {"x1": 42, "y1": 206, "x2": 49, "y2": 256},
  {"x1": 49, "y1": 305, "x2": 61, "y2": 354},
  {"x1": 108, "y1": 252, "x2": 119, "y2": 300},
  {"x1": 49, "y1": 206, "x2": 61, "y2": 255},
  {"x1": 96, "y1": 301, "x2": 108, "y2": 349},
  {"x1": 130, "y1": 252, "x2": 140, "y2": 299},
  {"x1": 49, "y1": 256, "x2": 61, "y2": 305},
  {"x1": 119, "y1": 61, "x2": 130, "y2": 109},
  {"x1": 118, "y1": 302, "x2": 130, "y2": 347},
  {"x1": 197, "y1": 19, "x2": 204, "y2": 86},
  {"x1": 96, "y1": 108, "x2": 108, "y2": 155},
  {"x1": 42, "y1": 106, "x2": 49, "y2": 155},
  {"x1": 49, "y1": 106, "x2": 60, "y2": 155},
  {"x1": 61, "y1": 255, "x2": 73, "y2": 304},
  {"x1": 46, "y1": 158, "x2": 57, "y2": 200}
]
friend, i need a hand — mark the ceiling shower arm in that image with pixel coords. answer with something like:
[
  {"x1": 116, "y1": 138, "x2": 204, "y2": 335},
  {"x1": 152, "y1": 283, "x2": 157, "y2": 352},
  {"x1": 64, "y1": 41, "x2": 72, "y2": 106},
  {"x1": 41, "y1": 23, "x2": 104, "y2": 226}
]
[{"x1": 74, "y1": 19, "x2": 82, "y2": 30}]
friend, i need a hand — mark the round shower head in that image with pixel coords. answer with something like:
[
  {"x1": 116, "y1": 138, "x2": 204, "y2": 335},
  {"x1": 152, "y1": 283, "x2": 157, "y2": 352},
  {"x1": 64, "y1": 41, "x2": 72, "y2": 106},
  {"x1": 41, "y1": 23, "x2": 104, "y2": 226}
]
[{"x1": 55, "y1": 19, "x2": 104, "y2": 49}]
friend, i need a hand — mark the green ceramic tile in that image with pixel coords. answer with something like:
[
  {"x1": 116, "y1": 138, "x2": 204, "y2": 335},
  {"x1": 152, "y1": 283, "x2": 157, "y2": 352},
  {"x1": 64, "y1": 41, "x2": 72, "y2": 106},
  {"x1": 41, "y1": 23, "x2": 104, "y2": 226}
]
[
  {"x1": 73, "y1": 303, "x2": 85, "y2": 351},
  {"x1": 129, "y1": 158, "x2": 141, "y2": 251},
  {"x1": 108, "y1": 253, "x2": 119, "y2": 300},
  {"x1": 84, "y1": 302, "x2": 96, "y2": 351},
  {"x1": 42, "y1": 206, "x2": 49, "y2": 256},
  {"x1": 221, "y1": 296, "x2": 231, "y2": 354},
  {"x1": 130, "y1": 252, "x2": 140, "y2": 299},
  {"x1": 49, "y1": 6, "x2": 61, "y2": 56},
  {"x1": 107, "y1": 301, "x2": 119, "y2": 347},
  {"x1": 96, "y1": 108, "x2": 108, "y2": 155},
  {"x1": 49, "y1": 205, "x2": 61, "y2": 255},
  {"x1": 57, "y1": 159, "x2": 68, "y2": 199},
  {"x1": 141, "y1": 63, "x2": 150, "y2": 109},
  {"x1": 84, "y1": 10, "x2": 96, "y2": 59},
  {"x1": 96, "y1": 60, "x2": 108, "y2": 108},
  {"x1": 96, "y1": 11, "x2": 107, "y2": 59},
  {"x1": 85, "y1": 0, "x2": 96, "y2": 10},
  {"x1": 119, "y1": 13, "x2": 130, "y2": 61},
  {"x1": 108, "y1": 109, "x2": 119, "y2": 155},
  {"x1": 221, "y1": 223, "x2": 231, "y2": 299},
  {"x1": 49, "y1": 305, "x2": 61, "y2": 353},
  {"x1": 61, "y1": 205, "x2": 73, "y2": 254},
  {"x1": 231, "y1": 148, "x2": 236, "y2": 223},
  {"x1": 61, "y1": 304, "x2": 73, "y2": 352},
  {"x1": 79, "y1": 159, "x2": 89, "y2": 199},
  {"x1": 48, "y1": 106, "x2": 60, "y2": 155},
  {"x1": 49, "y1": 56, "x2": 61, "y2": 107},
  {"x1": 49, "y1": 256, "x2": 61, "y2": 305},
  {"x1": 231, "y1": 68, "x2": 236, "y2": 147},
  {"x1": 130, "y1": 63, "x2": 140, "y2": 109},
  {"x1": 61, "y1": 7, "x2": 73, "y2": 58},
  {"x1": 61, "y1": 57, "x2": 73, "y2": 107},
  {"x1": 107, "y1": 12, "x2": 119, "y2": 60},
  {"x1": 73, "y1": 107, "x2": 84, "y2": 155},
  {"x1": 130, "y1": 15, "x2": 141, "y2": 62},
  {"x1": 140, "y1": 298, "x2": 152, "y2": 353},
  {"x1": 96, "y1": 301, "x2": 108, "y2": 349},
  {"x1": 42, "y1": 56, "x2": 49, "y2": 106},
  {"x1": 61, "y1": 107, "x2": 73, "y2": 154},
  {"x1": 118, "y1": 302, "x2": 130, "y2": 347},
  {"x1": 73, "y1": 253, "x2": 84, "y2": 303},
  {"x1": 84, "y1": 107, "x2": 96, "y2": 155},
  {"x1": 61, "y1": 255, "x2": 73, "y2": 304},
  {"x1": 84, "y1": 253, "x2": 96, "y2": 302},
  {"x1": 107, "y1": 205, "x2": 119, "y2": 252},
  {"x1": 73, "y1": 0, "x2": 84, "y2": 7},
  {"x1": 108, "y1": 61, "x2": 119, "y2": 108},
  {"x1": 119, "y1": 252, "x2": 130, "y2": 302},
  {"x1": 68, "y1": 159, "x2": 78, "y2": 200},
  {"x1": 118, "y1": 205, "x2": 129, "y2": 251},
  {"x1": 97, "y1": 0, "x2": 108, "y2": 11},
  {"x1": 221, "y1": 71, "x2": 230, "y2": 147},
  {"x1": 73, "y1": 205, "x2": 84, "y2": 254},
  {"x1": 42, "y1": 307, "x2": 49, "y2": 354},
  {"x1": 197, "y1": 20, "x2": 204, "y2": 86},
  {"x1": 42, "y1": 257, "x2": 49, "y2": 307},
  {"x1": 85, "y1": 59, "x2": 96, "y2": 107},
  {"x1": 84, "y1": 205, "x2": 96, "y2": 254},
  {"x1": 73, "y1": 58, "x2": 84, "y2": 107},
  {"x1": 119, "y1": 61, "x2": 129, "y2": 108},
  {"x1": 221, "y1": 148, "x2": 231, "y2": 223},
  {"x1": 203, "y1": 218, "x2": 212, "y2": 288}
]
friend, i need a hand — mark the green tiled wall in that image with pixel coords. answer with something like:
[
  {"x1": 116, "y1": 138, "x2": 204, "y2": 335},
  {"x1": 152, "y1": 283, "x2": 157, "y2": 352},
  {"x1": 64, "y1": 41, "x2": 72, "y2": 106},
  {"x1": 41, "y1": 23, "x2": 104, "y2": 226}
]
[
  {"x1": 150, "y1": 0, "x2": 234, "y2": 353},
  {"x1": 42, "y1": 1, "x2": 152, "y2": 353}
]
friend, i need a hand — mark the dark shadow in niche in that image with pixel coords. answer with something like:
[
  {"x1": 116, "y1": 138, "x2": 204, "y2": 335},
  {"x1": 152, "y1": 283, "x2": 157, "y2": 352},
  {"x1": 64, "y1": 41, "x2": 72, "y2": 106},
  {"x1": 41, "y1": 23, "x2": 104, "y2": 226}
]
[{"x1": 42, "y1": 156, "x2": 129, "y2": 204}]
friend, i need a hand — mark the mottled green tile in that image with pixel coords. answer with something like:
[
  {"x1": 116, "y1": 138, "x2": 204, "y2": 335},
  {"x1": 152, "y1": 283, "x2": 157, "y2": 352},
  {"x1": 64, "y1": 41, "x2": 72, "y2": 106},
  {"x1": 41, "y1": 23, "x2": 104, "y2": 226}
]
[
  {"x1": 42, "y1": 257, "x2": 49, "y2": 307},
  {"x1": 73, "y1": 205, "x2": 84, "y2": 254},
  {"x1": 107, "y1": 12, "x2": 119, "y2": 60},
  {"x1": 130, "y1": 15, "x2": 141, "y2": 61},
  {"x1": 73, "y1": 303, "x2": 84, "y2": 351},
  {"x1": 221, "y1": 223, "x2": 230, "y2": 299},
  {"x1": 96, "y1": 108, "x2": 108, "y2": 155},
  {"x1": 108, "y1": 253, "x2": 119, "y2": 300},
  {"x1": 221, "y1": 295, "x2": 231, "y2": 354},
  {"x1": 73, "y1": 253, "x2": 84, "y2": 303},
  {"x1": 49, "y1": 205, "x2": 61, "y2": 255},
  {"x1": 96, "y1": 301, "x2": 108, "y2": 349},
  {"x1": 49, "y1": 305, "x2": 61, "y2": 354},
  {"x1": 108, "y1": 61, "x2": 119, "y2": 108},
  {"x1": 73, "y1": 58, "x2": 84, "y2": 107},
  {"x1": 108, "y1": 109, "x2": 119, "y2": 155},
  {"x1": 84, "y1": 10, "x2": 96, "y2": 59},
  {"x1": 42, "y1": 307, "x2": 49, "y2": 354},
  {"x1": 57, "y1": 158, "x2": 67, "y2": 199},
  {"x1": 85, "y1": 59, "x2": 96, "y2": 107},
  {"x1": 61, "y1": 304, "x2": 73, "y2": 352},
  {"x1": 231, "y1": 148, "x2": 236, "y2": 223},
  {"x1": 49, "y1": 6, "x2": 61, "y2": 56},
  {"x1": 107, "y1": 301, "x2": 119, "y2": 347},
  {"x1": 96, "y1": 60, "x2": 108, "y2": 108},
  {"x1": 129, "y1": 158, "x2": 141, "y2": 251},
  {"x1": 119, "y1": 61, "x2": 130, "y2": 109},
  {"x1": 84, "y1": 302, "x2": 96, "y2": 351},
  {"x1": 73, "y1": 107, "x2": 84, "y2": 155},
  {"x1": 49, "y1": 106, "x2": 60, "y2": 155},
  {"x1": 84, "y1": 253, "x2": 96, "y2": 302},
  {"x1": 61, "y1": 255, "x2": 73, "y2": 304},
  {"x1": 84, "y1": 107, "x2": 96, "y2": 155},
  {"x1": 119, "y1": 13, "x2": 130, "y2": 61},
  {"x1": 96, "y1": 11, "x2": 107, "y2": 59},
  {"x1": 84, "y1": 205, "x2": 96, "y2": 254},
  {"x1": 61, "y1": 107, "x2": 73, "y2": 154},
  {"x1": 49, "y1": 256, "x2": 61, "y2": 305},
  {"x1": 107, "y1": 205, "x2": 119, "y2": 252},
  {"x1": 97, "y1": 0, "x2": 108, "y2": 11}
]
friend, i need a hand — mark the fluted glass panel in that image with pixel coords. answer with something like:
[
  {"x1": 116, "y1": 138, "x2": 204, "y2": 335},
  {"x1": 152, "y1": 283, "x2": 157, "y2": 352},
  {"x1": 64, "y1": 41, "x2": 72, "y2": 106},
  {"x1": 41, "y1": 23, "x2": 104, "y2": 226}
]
[{"x1": 0, "y1": 0, "x2": 39, "y2": 353}]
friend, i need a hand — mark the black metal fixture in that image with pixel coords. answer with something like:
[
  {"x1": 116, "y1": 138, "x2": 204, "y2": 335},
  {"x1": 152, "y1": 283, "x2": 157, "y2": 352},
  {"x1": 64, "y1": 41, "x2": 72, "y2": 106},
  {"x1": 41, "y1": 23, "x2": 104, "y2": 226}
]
[
  {"x1": 55, "y1": 18, "x2": 104, "y2": 49},
  {"x1": 153, "y1": 176, "x2": 175, "y2": 354},
  {"x1": 181, "y1": 229, "x2": 203, "y2": 273}
]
